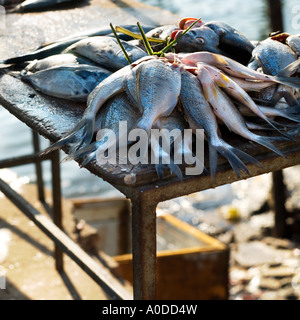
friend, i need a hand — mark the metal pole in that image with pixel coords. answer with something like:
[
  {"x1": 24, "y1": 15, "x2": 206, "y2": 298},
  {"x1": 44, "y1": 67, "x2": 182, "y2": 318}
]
[
  {"x1": 131, "y1": 193, "x2": 157, "y2": 300},
  {"x1": 266, "y1": 0, "x2": 284, "y2": 32},
  {"x1": 0, "y1": 177, "x2": 132, "y2": 300},
  {"x1": 51, "y1": 149, "x2": 64, "y2": 271},
  {"x1": 271, "y1": 170, "x2": 288, "y2": 237},
  {"x1": 32, "y1": 131, "x2": 45, "y2": 203}
]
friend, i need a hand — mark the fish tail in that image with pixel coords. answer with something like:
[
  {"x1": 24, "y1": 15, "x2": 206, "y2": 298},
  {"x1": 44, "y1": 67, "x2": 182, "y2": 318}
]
[
  {"x1": 168, "y1": 160, "x2": 183, "y2": 181},
  {"x1": 252, "y1": 135, "x2": 287, "y2": 158},
  {"x1": 40, "y1": 116, "x2": 95, "y2": 156},
  {"x1": 260, "y1": 116, "x2": 295, "y2": 139},
  {"x1": 208, "y1": 143, "x2": 218, "y2": 180},
  {"x1": 155, "y1": 164, "x2": 167, "y2": 180},
  {"x1": 212, "y1": 140, "x2": 262, "y2": 178},
  {"x1": 81, "y1": 152, "x2": 97, "y2": 166},
  {"x1": 282, "y1": 105, "x2": 300, "y2": 122},
  {"x1": 215, "y1": 144, "x2": 249, "y2": 178},
  {"x1": 274, "y1": 76, "x2": 300, "y2": 90},
  {"x1": 277, "y1": 60, "x2": 300, "y2": 77},
  {"x1": 62, "y1": 140, "x2": 103, "y2": 162}
]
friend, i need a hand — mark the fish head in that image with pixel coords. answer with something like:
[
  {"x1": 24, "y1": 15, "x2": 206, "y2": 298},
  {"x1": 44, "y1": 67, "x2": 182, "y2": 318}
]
[
  {"x1": 173, "y1": 26, "x2": 220, "y2": 53},
  {"x1": 204, "y1": 21, "x2": 254, "y2": 64}
]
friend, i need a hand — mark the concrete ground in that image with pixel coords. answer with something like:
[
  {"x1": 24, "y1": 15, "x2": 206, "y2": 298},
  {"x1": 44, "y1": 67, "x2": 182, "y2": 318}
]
[{"x1": 0, "y1": 172, "x2": 112, "y2": 300}]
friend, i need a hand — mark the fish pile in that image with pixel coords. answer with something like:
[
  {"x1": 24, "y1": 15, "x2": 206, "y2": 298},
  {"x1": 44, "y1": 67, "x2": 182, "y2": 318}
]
[{"x1": 2, "y1": 17, "x2": 300, "y2": 182}]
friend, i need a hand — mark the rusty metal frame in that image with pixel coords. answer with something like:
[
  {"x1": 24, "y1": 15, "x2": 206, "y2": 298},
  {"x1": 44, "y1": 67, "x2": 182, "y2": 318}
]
[
  {"x1": 0, "y1": 129, "x2": 132, "y2": 300},
  {"x1": 114, "y1": 145, "x2": 300, "y2": 300},
  {"x1": 1, "y1": 129, "x2": 299, "y2": 300}
]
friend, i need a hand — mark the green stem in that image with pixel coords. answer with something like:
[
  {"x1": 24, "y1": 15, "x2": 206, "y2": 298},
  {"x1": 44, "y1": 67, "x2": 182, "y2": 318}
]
[
  {"x1": 137, "y1": 22, "x2": 154, "y2": 56},
  {"x1": 110, "y1": 23, "x2": 132, "y2": 64},
  {"x1": 115, "y1": 26, "x2": 165, "y2": 43}
]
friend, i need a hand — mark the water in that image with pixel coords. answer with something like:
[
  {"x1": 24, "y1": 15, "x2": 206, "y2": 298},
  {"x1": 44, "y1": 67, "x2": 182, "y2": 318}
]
[{"x1": 0, "y1": 0, "x2": 299, "y2": 199}]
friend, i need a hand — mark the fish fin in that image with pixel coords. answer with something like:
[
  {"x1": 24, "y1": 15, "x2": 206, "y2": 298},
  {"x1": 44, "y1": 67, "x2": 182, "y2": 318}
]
[{"x1": 41, "y1": 116, "x2": 94, "y2": 156}]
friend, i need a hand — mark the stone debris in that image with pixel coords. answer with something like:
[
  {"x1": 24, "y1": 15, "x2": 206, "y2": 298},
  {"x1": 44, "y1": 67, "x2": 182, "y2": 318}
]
[{"x1": 159, "y1": 167, "x2": 300, "y2": 300}]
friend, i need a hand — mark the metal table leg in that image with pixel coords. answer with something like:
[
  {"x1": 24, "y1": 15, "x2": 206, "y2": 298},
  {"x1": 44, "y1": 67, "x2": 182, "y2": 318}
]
[
  {"x1": 272, "y1": 170, "x2": 288, "y2": 238},
  {"x1": 32, "y1": 131, "x2": 45, "y2": 203},
  {"x1": 131, "y1": 192, "x2": 157, "y2": 300},
  {"x1": 51, "y1": 149, "x2": 64, "y2": 271}
]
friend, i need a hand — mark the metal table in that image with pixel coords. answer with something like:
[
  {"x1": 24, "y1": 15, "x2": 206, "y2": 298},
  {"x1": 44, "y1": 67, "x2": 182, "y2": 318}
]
[{"x1": 1, "y1": 0, "x2": 300, "y2": 300}]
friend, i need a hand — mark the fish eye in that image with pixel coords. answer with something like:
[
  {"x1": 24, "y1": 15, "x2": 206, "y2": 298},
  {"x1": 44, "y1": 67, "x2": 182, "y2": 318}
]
[{"x1": 197, "y1": 37, "x2": 206, "y2": 45}]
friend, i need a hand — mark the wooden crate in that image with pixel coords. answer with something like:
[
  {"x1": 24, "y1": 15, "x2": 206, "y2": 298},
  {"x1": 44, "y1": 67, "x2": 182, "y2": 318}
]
[{"x1": 71, "y1": 198, "x2": 229, "y2": 300}]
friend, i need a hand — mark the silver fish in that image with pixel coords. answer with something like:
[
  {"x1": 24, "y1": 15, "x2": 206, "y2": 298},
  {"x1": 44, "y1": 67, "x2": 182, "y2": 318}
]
[
  {"x1": 64, "y1": 36, "x2": 147, "y2": 71},
  {"x1": 22, "y1": 64, "x2": 112, "y2": 101},
  {"x1": 152, "y1": 109, "x2": 188, "y2": 180},
  {"x1": 286, "y1": 35, "x2": 300, "y2": 56},
  {"x1": 124, "y1": 58, "x2": 181, "y2": 134},
  {"x1": 174, "y1": 26, "x2": 220, "y2": 54},
  {"x1": 65, "y1": 93, "x2": 141, "y2": 165},
  {"x1": 8, "y1": 0, "x2": 75, "y2": 12},
  {"x1": 238, "y1": 103, "x2": 300, "y2": 123},
  {"x1": 250, "y1": 37, "x2": 299, "y2": 105},
  {"x1": 204, "y1": 20, "x2": 254, "y2": 64},
  {"x1": 22, "y1": 53, "x2": 96, "y2": 74},
  {"x1": 1, "y1": 25, "x2": 153, "y2": 65},
  {"x1": 179, "y1": 68, "x2": 261, "y2": 179},
  {"x1": 1, "y1": 37, "x2": 86, "y2": 65},
  {"x1": 198, "y1": 65, "x2": 286, "y2": 157},
  {"x1": 252, "y1": 38, "x2": 297, "y2": 76}
]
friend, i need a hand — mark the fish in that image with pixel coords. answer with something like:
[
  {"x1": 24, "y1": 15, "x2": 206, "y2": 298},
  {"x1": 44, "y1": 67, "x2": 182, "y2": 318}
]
[
  {"x1": 124, "y1": 58, "x2": 182, "y2": 134},
  {"x1": 172, "y1": 51, "x2": 300, "y2": 89},
  {"x1": 1, "y1": 37, "x2": 86, "y2": 65},
  {"x1": 0, "y1": 25, "x2": 153, "y2": 65},
  {"x1": 198, "y1": 65, "x2": 287, "y2": 157},
  {"x1": 252, "y1": 38, "x2": 297, "y2": 76},
  {"x1": 0, "y1": 0, "x2": 23, "y2": 8},
  {"x1": 152, "y1": 109, "x2": 188, "y2": 180},
  {"x1": 286, "y1": 35, "x2": 300, "y2": 56},
  {"x1": 64, "y1": 36, "x2": 147, "y2": 71},
  {"x1": 21, "y1": 64, "x2": 112, "y2": 101},
  {"x1": 41, "y1": 62, "x2": 133, "y2": 155},
  {"x1": 179, "y1": 68, "x2": 261, "y2": 179},
  {"x1": 41, "y1": 56, "x2": 181, "y2": 157},
  {"x1": 22, "y1": 53, "x2": 96, "y2": 74},
  {"x1": 194, "y1": 62, "x2": 291, "y2": 136},
  {"x1": 204, "y1": 21, "x2": 255, "y2": 64},
  {"x1": 172, "y1": 26, "x2": 220, "y2": 54},
  {"x1": 237, "y1": 103, "x2": 300, "y2": 123},
  {"x1": 177, "y1": 18, "x2": 254, "y2": 64},
  {"x1": 138, "y1": 24, "x2": 220, "y2": 54},
  {"x1": 7, "y1": 0, "x2": 76, "y2": 12},
  {"x1": 64, "y1": 92, "x2": 141, "y2": 165},
  {"x1": 250, "y1": 37, "x2": 300, "y2": 106}
]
